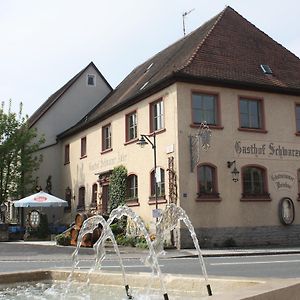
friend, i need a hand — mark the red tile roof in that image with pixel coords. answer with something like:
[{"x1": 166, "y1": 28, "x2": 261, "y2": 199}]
[{"x1": 59, "y1": 6, "x2": 300, "y2": 138}]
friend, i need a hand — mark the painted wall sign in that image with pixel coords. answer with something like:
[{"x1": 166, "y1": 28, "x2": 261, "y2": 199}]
[
  {"x1": 234, "y1": 140, "x2": 300, "y2": 160},
  {"x1": 89, "y1": 152, "x2": 127, "y2": 172},
  {"x1": 270, "y1": 172, "x2": 295, "y2": 191}
]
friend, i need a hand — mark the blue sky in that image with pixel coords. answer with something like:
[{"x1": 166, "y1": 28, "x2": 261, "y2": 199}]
[{"x1": 1, "y1": 0, "x2": 300, "y2": 116}]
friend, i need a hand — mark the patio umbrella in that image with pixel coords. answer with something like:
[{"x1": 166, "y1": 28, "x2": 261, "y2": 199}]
[{"x1": 13, "y1": 191, "x2": 68, "y2": 208}]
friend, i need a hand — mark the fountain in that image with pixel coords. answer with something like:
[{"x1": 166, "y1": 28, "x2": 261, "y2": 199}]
[
  {"x1": 65, "y1": 214, "x2": 133, "y2": 299},
  {"x1": 69, "y1": 206, "x2": 170, "y2": 299},
  {"x1": 154, "y1": 203, "x2": 212, "y2": 296},
  {"x1": 66, "y1": 204, "x2": 213, "y2": 299},
  {"x1": 1, "y1": 204, "x2": 296, "y2": 299}
]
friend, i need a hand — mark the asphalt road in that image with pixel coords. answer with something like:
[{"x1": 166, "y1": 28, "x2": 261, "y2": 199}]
[{"x1": 1, "y1": 242, "x2": 300, "y2": 278}]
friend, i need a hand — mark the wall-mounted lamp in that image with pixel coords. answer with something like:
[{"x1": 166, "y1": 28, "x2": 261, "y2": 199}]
[{"x1": 227, "y1": 160, "x2": 240, "y2": 182}]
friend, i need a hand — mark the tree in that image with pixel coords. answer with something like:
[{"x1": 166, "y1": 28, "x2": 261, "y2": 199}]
[
  {"x1": 109, "y1": 165, "x2": 127, "y2": 212},
  {"x1": 0, "y1": 101, "x2": 45, "y2": 204}
]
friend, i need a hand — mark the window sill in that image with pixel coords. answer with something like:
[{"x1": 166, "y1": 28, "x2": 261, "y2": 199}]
[
  {"x1": 101, "y1": 148, "x2": 113, "y2": 155},
  {"x1": 149, "y1": 128, "x2": 166, "y2": 136},
  {"x1": 196, "y1": 197, "x2": 222, "y2": 202},
  {"x1": 238, "y1": 128, "x2": 268, "y2": 134},
  {"x1": 126, "y1": 198, "x2": 140, "y2": 207},
  {"x1": 148, "y1": 196, "x2": 167, "y2": 205},
  {"x1": 196, "y1": 193, "x2": 221, "y2": 202},
  {"x1": 124, "y1": 138, "x2": 139, "y2": 146},
  {"x1": 64, "y1": 161, "x2": 70, "y2": 165},
  {"x1": 240, "y1": 193, "x2": 271, "y2": 202},
  {"x1": 190, "y1": 124, "x2": 223, "y2": 130},
  {"x1": 80, "y1": 155, "x2": 87, "y2": 160}
]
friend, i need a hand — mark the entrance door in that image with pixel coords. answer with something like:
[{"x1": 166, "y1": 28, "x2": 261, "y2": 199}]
[{"x1": 102, "y1": 185, "x2": 109, "y2": 215}]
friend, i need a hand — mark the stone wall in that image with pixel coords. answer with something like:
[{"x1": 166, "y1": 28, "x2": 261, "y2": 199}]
[{"x1": 180, "y1": 225, "x2": 300, "y2": 248}]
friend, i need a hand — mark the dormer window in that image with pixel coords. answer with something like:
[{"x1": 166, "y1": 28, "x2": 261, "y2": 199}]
[
  {"x1": 87, "y1": 74, "x2": 96, "y2": 86},
  {"x1": 260, "y1": 64, "x2": 272, "y2": 75}
]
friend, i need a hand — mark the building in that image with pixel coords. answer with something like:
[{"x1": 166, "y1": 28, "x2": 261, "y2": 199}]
[
  {"x1": 26, "y1": 62, "x2": 112, "y2": 225},
  {"x1": 37, "y1": 7, "x2": 300, "y2": 247}
]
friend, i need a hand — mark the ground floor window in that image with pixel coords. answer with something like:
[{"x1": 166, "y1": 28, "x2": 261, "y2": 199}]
[
  {"x1": 151, "y1": 168, "x2": 165, "y2": 198},
  {"x1": 197, "y1": 163, "x2": 220, "y2": 200},
  {"x1": 91, "y1": 183, "x2": 98, "y2": 208},
  {"x1": 78, "y1": 186, "x2": 85, "y2": 210},
  {"x1": 241, "y1": 165, "x2": 270, "y2": 200},
  {"x1": 126, "y1": 174, "x2": 138, "y2": 199}
]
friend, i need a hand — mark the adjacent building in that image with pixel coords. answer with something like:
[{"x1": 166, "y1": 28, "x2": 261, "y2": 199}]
[
  {"x1": 27, "y1": 62, "x2": 112, "y2": 224},
  {"x1": 32, "y1": 7, "x2": 300, "y2": 247}
]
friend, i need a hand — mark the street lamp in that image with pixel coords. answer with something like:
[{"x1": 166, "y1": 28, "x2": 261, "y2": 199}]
[{"x1": 137, "y1": 132, "x2": 159, "y2": 220}]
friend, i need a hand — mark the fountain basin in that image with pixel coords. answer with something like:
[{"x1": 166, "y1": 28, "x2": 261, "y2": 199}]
[{"x1": 1, "y1": 270, "x2": 300, "y2": 299}]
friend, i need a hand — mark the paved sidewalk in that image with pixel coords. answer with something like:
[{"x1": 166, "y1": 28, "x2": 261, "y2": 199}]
[{"x1": 10, "y1": 240, "x2": 300, "y2": 258}]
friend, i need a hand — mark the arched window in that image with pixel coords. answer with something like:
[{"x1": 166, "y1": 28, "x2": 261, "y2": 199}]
[
  {"x1": 126, "y1": 174, "x2": 138, "y2": 199},
  {"x1": 64, "y1": 187, "x2": 72, "y2": 212},
  {"x1": 297, "y1": 169, "x2": 300, "y2": 200},
  {"x1": 242, "y1": 165, "x2": 270, "y2": 200},
  {"x1": 78, "y1": 187, "x2": 85, "y2": 210},
  {"x1": 91, "y1": 184, "x2": 98, "y2": 207},
  {"x1": 151, "y1": 168, "x2": 165, "y2": 197},
  {"x1": 197, "y1": 164, "x2": 219, "y2": 199}
]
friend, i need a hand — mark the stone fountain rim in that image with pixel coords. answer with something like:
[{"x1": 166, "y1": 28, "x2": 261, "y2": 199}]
[{"x1": 0, "y1": 270, "x2": 300, "y2": 300}]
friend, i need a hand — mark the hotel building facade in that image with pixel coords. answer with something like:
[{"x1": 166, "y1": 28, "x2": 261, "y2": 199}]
[{"x1": 31, "y1": 7, "x2": 300, "y2": 247}]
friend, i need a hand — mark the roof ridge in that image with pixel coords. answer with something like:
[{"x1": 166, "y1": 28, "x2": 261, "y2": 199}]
[
  {"x1": 176, "y1": 6, "x2": 228, "y2": 73},
  {"x1": 28, "y1": 62, "x2": 96, "y2": 127}
]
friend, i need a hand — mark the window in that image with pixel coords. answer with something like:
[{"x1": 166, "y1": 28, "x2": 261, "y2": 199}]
[
  {"x1": 87, "y1": 74, "x2": 96, "y2": 86},
  {"x1": 102, "y1": 124, "x2": 112, "y2": 151},
  {"x1": 197, "y1": 164, "x2": 219, "y2": 199},
  {"x1": 64, "y1": 187, "x2": 72, "y2": 212},
  {"x1": 81, "y1": 137, "x2": 87, "y2": 158},
  {"x1": 91, "y1": 184, "x2": 98, "y2": 207},
  {"x1": 64, "y1": 144, "x2": 70, "y2": 164},
  {"x1": 242, "y1": 166, "x2": 270, "y2": 200},
  {"x1": 126, "y1": 174, "x2": 138, "y2": 199},
  {"x1": 260, "y1": 64, "x2": 272, "y2": 75},
  {"x1": 295, "y1": 104, "x2": 300, "y2": 133},
  {"x1": 151, "y1": 168, "x2": 165, "y2": 197},
  {"x1": 239, "y1": 98, "x2": 263, "y2": 129},
  {"x1": 78, "y1": 187, "x2": 85, "y2": 210},
  {"x1": 126, "y1": 112, "x2": 137, "y2": 142},
  {"x1": 192, "y1": 93, "x2": 218, "y2": 125},
  {"x1": 297, "y1": 169, "x2": 300, "y2": 200},
  {"x1": 150, "y1": 99, "x2": 164, "y2": 132}
]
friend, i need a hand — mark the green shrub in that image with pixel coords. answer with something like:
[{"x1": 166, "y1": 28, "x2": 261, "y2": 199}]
[
  {"x1": 135, "y1": 236, "x2": 148, "y2": 249},
  {"x1": 110, "y1": 217, "x2": 127, "y2": 236},
  {"x1": 56, "y1": 233, "x2": 71, "y2": 246},
  {"x1": 109, "y1": 165, "x2": 127, "y2": 212},
  {"x1": 116, "y1": 234, "x2": 149, "y2": 249}
]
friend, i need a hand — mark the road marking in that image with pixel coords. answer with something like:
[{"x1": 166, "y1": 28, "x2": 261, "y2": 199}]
[
  {"x1": 102, "y1": 264, "x2": 164, "y2": 268},
  {"x1": 210, "y1": 259, "x2": 300, "y2": 266}
]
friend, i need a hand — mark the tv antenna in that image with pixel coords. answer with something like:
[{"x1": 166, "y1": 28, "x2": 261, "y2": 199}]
[{"x1": 182, "y1": 8, "x2": 195, "y2": 36}]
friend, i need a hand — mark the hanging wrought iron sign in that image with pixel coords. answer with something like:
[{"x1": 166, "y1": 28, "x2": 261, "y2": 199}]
[{"x1": 189, "y1": 122, "x2": 212, "y2": 171}]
